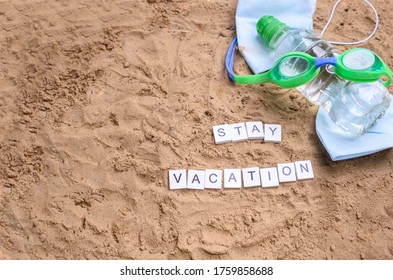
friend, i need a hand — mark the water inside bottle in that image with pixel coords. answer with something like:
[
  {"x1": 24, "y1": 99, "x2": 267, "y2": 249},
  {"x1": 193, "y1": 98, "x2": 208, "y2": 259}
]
[{"x1": 326, "y1": 81, "x2": 390, "y2": 134}]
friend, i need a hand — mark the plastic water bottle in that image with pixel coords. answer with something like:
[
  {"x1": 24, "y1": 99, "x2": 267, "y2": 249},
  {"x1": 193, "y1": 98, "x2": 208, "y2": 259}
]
[{"x1": 256, "y1": 16, "x2": 391, "y2": 135}]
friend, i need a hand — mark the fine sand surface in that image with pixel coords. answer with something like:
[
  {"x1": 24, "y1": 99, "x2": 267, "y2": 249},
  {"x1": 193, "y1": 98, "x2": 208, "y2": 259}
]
[{"x1": 0, "y1": 0, "x2": 393, "y2": 260}]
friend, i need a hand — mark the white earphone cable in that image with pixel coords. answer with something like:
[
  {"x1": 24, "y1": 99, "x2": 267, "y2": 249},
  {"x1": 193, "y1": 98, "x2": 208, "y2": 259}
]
[{"x1": 320, "y1": 0, "x2": 379, "y2": 45}]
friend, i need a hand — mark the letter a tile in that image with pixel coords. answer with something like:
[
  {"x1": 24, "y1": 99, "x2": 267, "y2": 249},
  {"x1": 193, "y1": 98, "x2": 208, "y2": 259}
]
[
  {"x1": 224, "y1": 169, "x2": 242, "y2": 188},
  {"x1": 187, "y1": 170, "x2": 205, "y2": 190},
  {"x1": 246, "y1": 121, "x2": 264, "y2": 140}
]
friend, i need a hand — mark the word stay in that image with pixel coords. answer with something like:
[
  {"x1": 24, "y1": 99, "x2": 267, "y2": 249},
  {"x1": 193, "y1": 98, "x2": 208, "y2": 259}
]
[{"x1": 213, "y1": 121, "x2": 281, "y2": 144}]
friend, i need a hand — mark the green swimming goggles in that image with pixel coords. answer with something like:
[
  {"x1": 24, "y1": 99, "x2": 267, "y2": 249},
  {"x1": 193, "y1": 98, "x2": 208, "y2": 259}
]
[{"x1": 226, "y1": 38, "x2": 392, "y2": 88}]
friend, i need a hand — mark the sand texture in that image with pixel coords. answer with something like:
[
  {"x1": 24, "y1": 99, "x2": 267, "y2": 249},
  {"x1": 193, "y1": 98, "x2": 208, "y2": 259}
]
[{"x1": 0, "y1": 0, "x2": 393, "y2": 260}]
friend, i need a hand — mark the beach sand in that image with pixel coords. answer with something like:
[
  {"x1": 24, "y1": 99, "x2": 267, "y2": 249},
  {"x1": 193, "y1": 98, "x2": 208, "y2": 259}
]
[{"x1": 0, "y1": 0, "x2": 392, "y2": 259}]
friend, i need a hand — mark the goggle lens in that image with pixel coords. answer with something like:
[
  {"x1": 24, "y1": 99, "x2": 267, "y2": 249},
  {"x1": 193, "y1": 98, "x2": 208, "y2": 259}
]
[
  {"x1": 342, "y1": 49, "x2": 375, "y2": 71},
  {"x1": 279, "y1": 57, "x2": 310, "y2": 78}
]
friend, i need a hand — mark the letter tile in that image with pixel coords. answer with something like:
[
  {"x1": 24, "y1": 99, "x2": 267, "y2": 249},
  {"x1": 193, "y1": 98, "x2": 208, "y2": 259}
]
[
  {"x1": 229, "y1": 123, "x2": 248, "y2": 142},
  {"x1": 264, "y1": 124, "x2": 281, "y2": 143},
  {"x1": 169, "y1": 170, "x2": 187, "y2": 190},
  {"x1": 205, "y1": 169, "x2": 223, "y2": 190},
  {"x1": 246, "y1": 121, "x2": 264, "y2": 140},
  {"x1": 277, "y1": 163, "x2": 297, "y2": 183},
  {"x1": 295, "y1": 160, "x2": 314, "y2": 180},
  {"x1": 212, "y1": 124, "x2": 232, "y2": 144},
  {"x1": 242, "y1": 167, "x2": 261, "y2": 188},
  {"x1": 224, "y1": 169, "x2": 242, "y2": 188},
  {"x1": 260, "y1": 167, "x2": 279, "y2": 188},
  {"x1": 187, "y1": 170, "x2": 205, "y2": 190}
]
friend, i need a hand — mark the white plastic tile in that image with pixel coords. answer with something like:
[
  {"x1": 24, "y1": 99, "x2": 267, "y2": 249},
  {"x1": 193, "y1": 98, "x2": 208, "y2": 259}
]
[
  {"x1": 212, "y1": 124, "x2": 232, "y2": 144},
  {"x1": 246, "y1": 121, "x2": 264, "y2": 140},
  {"x1": 229, "y1": 123, "x2": 248, "y2": 142},
  {"x1": 260, "y1": 167, "x2": 279, "y2": 188},
  {"x1": 264, "y1": 124, "x2": 282, "y2": 143},
  {"x1": 169, "y1": 170, "x2": 187, "y2": 190},
  {"x1": 277, "y1": 163, "x2": 297, "y2": 183},
  {"x1": 205, "y1": 169, "x2": 223, "y2": 190},
  {"x1": 242, "y1": 167, "x2": 261, "y2": 188},
  {"x1": 187, "y1": 170, "x2": 205, "y2": 190},
  {"x1": 224, "y1": 169, "x2": 242, "y2": 188},
  {"x1": 295, "y1": 160, "x2": 315, "y2": 180}
]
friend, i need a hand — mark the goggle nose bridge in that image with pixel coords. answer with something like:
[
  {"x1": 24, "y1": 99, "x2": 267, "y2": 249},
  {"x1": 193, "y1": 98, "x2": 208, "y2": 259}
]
[{"x1": 314, "y1": 57, "x2": 338, "y2": 68}]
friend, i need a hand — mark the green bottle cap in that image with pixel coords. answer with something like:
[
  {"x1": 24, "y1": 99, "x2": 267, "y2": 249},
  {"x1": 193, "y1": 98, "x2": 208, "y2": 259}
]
[{"x1": 256, "y1": 16, "x2": 289, "y2": 47}]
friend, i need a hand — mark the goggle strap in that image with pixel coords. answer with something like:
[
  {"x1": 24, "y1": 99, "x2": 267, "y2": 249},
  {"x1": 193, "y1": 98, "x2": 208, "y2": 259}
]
[
  {"x1": 225, "y1": 37, "x2": 271, "y2": 85},
  {"x1": 225, "y1": 37, "x2": 237, "y2": 83},
  {"x1": 235, "y1": 72, "x2": 271, "y2": 85},
  {"x1": 382, "y1": 64, "x2": 392, "y2": 87}
]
